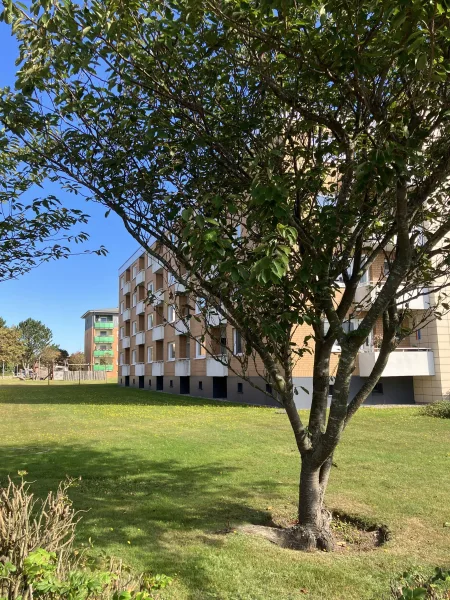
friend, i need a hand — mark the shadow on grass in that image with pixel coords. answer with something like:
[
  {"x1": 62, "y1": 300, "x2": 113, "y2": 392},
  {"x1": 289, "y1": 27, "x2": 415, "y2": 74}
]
[
  {"x1": 0, "y1": 442, "x2": 281, "y2": 599},
  {"x1": 0, "y1": 383, "x2": 268, "y2": 409}
]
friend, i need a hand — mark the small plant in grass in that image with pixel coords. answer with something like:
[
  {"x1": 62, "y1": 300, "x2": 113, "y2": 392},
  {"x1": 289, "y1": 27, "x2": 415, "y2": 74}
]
[
  {"x1": 419, "y1": 401, "x2": 450, "y2": 419},
  {"x1": 391, "y1": 567, "x2": 450, "y2": 599},
  {"x1": 0, "y1": 477, "x2": 172, "y2": 599}
]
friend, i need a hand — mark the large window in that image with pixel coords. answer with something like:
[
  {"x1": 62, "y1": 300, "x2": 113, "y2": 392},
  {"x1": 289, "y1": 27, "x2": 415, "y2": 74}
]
[
  {"x1": 147, "y1": 254, "x2": 152, "y2": 268},
  {"x1": 168, "y1": 272, "x2": 176, "y2": 285},
  {"x1": 131, "y1": 350, "x2": 136, "y2": 364},
  {"x1": 195, "y1": 338, "x2": 206, "y2": 359},
  {"x1": 120, "y1": 276, "x2": 124, "y2": 288},
  {"x1": 147, "y1": 346, "x2": 153, "y2": 363},
  {"x1": 168, "y1": 342, "x2": 176, "y2": 361},
  {"x1": 195, "y1": 297, "x2": 206, "y2": 314},
  {"x1": 132, "y1": 265, "x2": 137, "y2": 278},
  {"x1": 168, "y1": 305, "x2": 176, "y2": 323},
  {"x1": 147, "y1": 281, "x2": 154, "y2": 294},
  {"x1": 119, "y1": 353, "x2": 124, "y2": 365},
  {"x1": 132, "y1": 292, "x2": 137, "y2": 307},
  {"x1": 120, "y1": 301, "x2": 124, "y2": 314},
  {"x1": 147, "y1": 313, "x2": 154, "y2": 330},
  {"x1": 132, "y1": 321, "x2": 137, "y2": 335},
  {"x1": 119, "y1": 328, "x2": 123, "y2": 340},
  {"x1": 233, "y1": 329, "x2": 243, "y2": 355}
]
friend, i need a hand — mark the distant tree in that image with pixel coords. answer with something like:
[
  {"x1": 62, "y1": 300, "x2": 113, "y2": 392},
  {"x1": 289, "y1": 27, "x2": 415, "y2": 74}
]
[
  {"x1": 39, "y1": 345, "x2": 61, "y2": 367},
  {"x1": 18, "y1": 319, "x2": 52, "y2": 370},
  {"x1": 68, "y1": 351, "x2": 85, "y2": 371},
  {"x1": 0, "y1": 317, "x2": 6, "y2": 328},
  {"x1": 0, "y1": 326, "x2": 24, "y2": 366},
  {"x1": 56, "y1": 348, "x2": 69, "y2": 362}
]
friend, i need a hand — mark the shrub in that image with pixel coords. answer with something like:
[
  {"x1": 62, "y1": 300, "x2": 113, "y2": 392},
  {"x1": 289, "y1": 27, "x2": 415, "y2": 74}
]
[
  {"x1": 0, "y1": 477, "x2": 171, "y2": 599},
  {"x1": 391, "y1": 567, "x2": 450, "y2": 599},
  {"x1": 419, "y1": 400, "x2": 450, "y2": 419}
]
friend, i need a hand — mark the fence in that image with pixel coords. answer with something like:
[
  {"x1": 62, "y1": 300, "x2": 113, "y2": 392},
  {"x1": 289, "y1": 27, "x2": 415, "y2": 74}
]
[{"x1": 63, "y1": 370, "x2": 107, "y2": 382}]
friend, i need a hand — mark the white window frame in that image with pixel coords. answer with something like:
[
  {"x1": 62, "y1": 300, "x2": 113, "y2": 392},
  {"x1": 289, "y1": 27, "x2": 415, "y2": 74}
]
[
  {"x1": 120, "y1": 276, "x2": 124, "y2": 289},
  {"x1": 119, "y1": 327, "x2": 123, "y2": 340},
  {"x1": 147, "y1": 281, "x2": 154, "y2": 294},
  {"x1": 147, "y1": 346, "x2": 153, "y2": 363},
  {"x1": 233, "y1": 329, "x2": 243, "y2": 355},
  {"x1": 132, "y1": 292, "x2": 137, "y2": 307},
  {"x1": 131, "y1": 349, "x2": 136, "y2": 365},
  {"x1": 168, "y1": 305, "x2": 176, "y2": 323},
  {"x1": 167, "y1": 341, "x2": 176, "y2": 361},
  {"x1": 147, "y1": 313, "x2": 154, "y2": 330},
  {"x1": 132, "y1": 321, "x2": 137, "y2": 335},
  {"x1": 168, "y1": 272, "x2": 176, "y2": 285},
  {"x1": 195, "y1": 338, "x2": 206, "y2": 359},
  {"x1": 195, "y1": 297, "x2": 205, "y2": 314},
  {"x1": 119, "y1": 353, "x2": 124, "y2": 366},
  {"x1": 147, "y1": 254, "x2": 152, "y2": 268},
  {"x1": 120, "y1": 301, "x2": 124, "y2": 314},
  {"x1": 132, "y1": 265, "x2": 137, "y2": 279}
]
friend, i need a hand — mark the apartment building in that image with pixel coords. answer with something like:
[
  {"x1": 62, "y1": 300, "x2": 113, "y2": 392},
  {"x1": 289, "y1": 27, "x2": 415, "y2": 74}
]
[
  {"x1": 81, "y1": 309, "x2": 119, "y2": 376},
  {"x1": 118, "y1": 248, "x2": 447, "y2": 406}
]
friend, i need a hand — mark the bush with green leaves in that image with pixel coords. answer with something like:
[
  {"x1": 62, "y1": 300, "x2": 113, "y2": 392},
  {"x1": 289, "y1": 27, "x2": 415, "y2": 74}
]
[
  {"x1": 419, "y1": 400, "x2": 450, "y2": 419},
  {"x1": 391, "y1": 567, "x2": 450, "y2": 599}
]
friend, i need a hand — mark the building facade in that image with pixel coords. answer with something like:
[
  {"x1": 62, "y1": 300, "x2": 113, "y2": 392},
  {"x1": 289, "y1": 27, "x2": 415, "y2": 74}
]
[
  {"x1": 81, "y1": 309, "x2": 119, "y2": 376},
  {"x1": 118, "y1": 248, "x2": 447, "y2": 406}
]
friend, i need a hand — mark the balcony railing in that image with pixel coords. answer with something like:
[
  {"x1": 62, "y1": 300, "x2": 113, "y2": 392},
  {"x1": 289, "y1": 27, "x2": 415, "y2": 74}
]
[
  {"x1": 122, "y1": 281, "x2": 131, "y2": 295},
  {"x1": 152, "y1": 325, "x2": 164, "y2": 341},
  {"x1": 358, "y1": 348, "x2": 435, "y2": 377},
  {"x1": 136, "y1": 300, "x2": 146, "y2": 315},
  {"x1": 206, "y1": 309, "x2": 227, "y2": 327},
  {"x1": 93, "y1": 350, "x2": 113, "y2": 357},
  {"x1": 94, "y1": 336, "x2": 114, "y2": 343},
  {"x1": 136, "y1": 270, "x2": 145, "y2": 285},
  {"x1": 122, "y1": 308, "x2": 131, "y2": 321},
  {"x1": 206, "y1": 354, "x2": 228, "y2": 377},
  {"x1": 135, "y1": 331, "x2": 145, "y2": 345},
  {"x1": 152, "y1": 258, "x2": 164, "y2": 274},
  {"x1": 121, "y1": 365, "x2": 130, "y2": 376},
  {"x1": 174, "y1": 319, "x2": 189, "y2": 336},
  {"x1": 135, "y1": 363, "x2": 145, "y2": 376},
  {"x1": 174, "y1": 282, "x2": 186, "y2": 294},
  {"x1": 152, "y1": 361, "x2": 164, "y2": 376},
  {"x1": 121, "y1": 336, "x2": 130, "y2": 349},
  {"x1": 175, "y1": 358, "x2": 190, "y2": 377},
  {"x1": 151, "y1": 289, "x2": 164, "y2": 306},
  {"x1": 94, "y1": 364, "x2": 113, "y2": 371},
  {"x1": 354, "y1": 282, "x2": 430, "y2": 311},
  {"x1": 94, "y1": 322, "x2": 114, "y2": 329}
]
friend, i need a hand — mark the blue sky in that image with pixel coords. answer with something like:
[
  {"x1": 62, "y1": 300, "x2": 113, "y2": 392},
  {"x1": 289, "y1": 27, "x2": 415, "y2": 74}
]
[{"x1": 0, "y1": 25, "x2": 138, "y2": 352}]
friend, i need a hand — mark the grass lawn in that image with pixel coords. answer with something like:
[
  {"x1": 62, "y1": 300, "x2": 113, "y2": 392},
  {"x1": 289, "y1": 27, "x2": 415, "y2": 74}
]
[{"x1": 0, "y1": 383, "x2": 449, "y2": 600}]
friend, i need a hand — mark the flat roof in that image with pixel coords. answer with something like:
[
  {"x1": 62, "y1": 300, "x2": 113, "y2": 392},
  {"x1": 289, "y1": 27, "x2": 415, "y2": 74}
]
[{"x1": 80, "y1": 308, "x2": 119, "y2": 319}]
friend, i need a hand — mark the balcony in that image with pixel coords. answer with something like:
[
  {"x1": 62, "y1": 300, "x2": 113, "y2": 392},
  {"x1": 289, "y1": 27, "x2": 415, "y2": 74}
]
[
  {"x1": 397, "y1": 287, "x2": 430, "y2": 310},
  {"x1": 354, "y1": 282, "x2": 431, "y2": 311},
  {"x1": 174, "y1": 282, "x2": 186, "y2": 294},
  {"x1": 152, "y1": 325, "x2": 164, "y2": 341},
  {"x1": 121, "y1": 336, "x2": 130, "y2": 349},
  {"x1": 174, "y1": 319, "x2": 189, "y2": 336},
  {"x1": 135, "y1": 363, "x2": 145, "y2": 376},
  {"x1": 152, "y1": 361, "x2": 164, "y2": 376},
  {"x1": 121, "y1": 365, "x2": 130, "y2": 376},
  {"x1": 152, "y1": 289, "x2": 164, "y2": 306},
  {"x1": 152, "y1": 258, "x2": 163, "y2": 274},
  {"x1": 206, "y1": 309, "x2": 227, "y2": 327},
  {"x1": 122, "y1": 281, "x2": 131, "y2": 295},
  {"x1": 95, "y1": 336, "x2": 114, "y2": 343},
  {"x1": 175, "y1": 359, "x2": 191, "y2": 377},
  {"x1": 135, "y1": 331, "x2": 145, "y2": 345},
  {"x1": 93, "y1": 350, "x2": 113, "y2": 357},
  {"x1": 136, "y1": 300, "x2": 146, "y2": 315},
  {"x1": 94, "y1": 364, "x2": 113, "y2": 371},
  {"x1": 206, "y1": 355, "x2": 228, "y2": 377},
  {"x1": 94, "y1": 322, "x2": 114, "y2": 329},
  {"x1": 122, "y1": 309, "x2": 131, "y2": 321},
  {"x1": 358, "y1": 348, "x2": 435, "y2": 377},
  {"x1": 136, "y1": 270, "x2": 145, "y2": 285}
]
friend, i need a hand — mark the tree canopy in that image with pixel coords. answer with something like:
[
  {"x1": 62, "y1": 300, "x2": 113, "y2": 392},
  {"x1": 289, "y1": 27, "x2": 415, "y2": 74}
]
[
  {"x1": 0, "y1": 325, "x2": 24, "y2": 366},
  {"x1": 2, "y1": 0, "x2": 450, "y2": 549},
  {"x1": 18, "y1": 318, "x2": 53, "y2": 369}
]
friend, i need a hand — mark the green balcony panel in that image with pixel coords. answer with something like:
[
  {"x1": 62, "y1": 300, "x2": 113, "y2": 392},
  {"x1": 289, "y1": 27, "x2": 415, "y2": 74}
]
[
  {"x1": 94, "y1": 336, "x2": 114, "y2": 343},
  {"x1": 94, "y1": 364, "x2": 113, "y2": 371},
  {"x1": 94, "y1": 322, "x2": 114, "y2": 329},
  {"x1": 93, "y1": 350, "x2": 114, "y2": 357}
]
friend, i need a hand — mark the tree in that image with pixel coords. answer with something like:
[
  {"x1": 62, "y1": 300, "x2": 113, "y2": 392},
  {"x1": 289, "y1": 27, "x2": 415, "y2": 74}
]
[
  {"x1": 56, "y1": 348, "x2": 69, "y2": 363},
  {"x1": 68, "y1": 351, "x2": 85, "y2": 371},
  {"x1": 39, "y1": 345, "x2": 62, "y2": 367},
  {"x1": 18, "y1": 319, "x2": 52, "y2": 370},
  {"x1": 0, "y1": 317, "x2": 6, "y2": 328},
  {"x1": 2, "y1": 0, "x2": 450, "y2": 550},
  {"x1": 0, "y1": 326, "x2": 24, "y2": 366}
]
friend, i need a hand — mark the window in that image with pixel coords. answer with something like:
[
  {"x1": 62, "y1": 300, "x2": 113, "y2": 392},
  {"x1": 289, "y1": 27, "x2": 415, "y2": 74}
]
[
  {"x1": 100, "y1": 330, "x2": 108, "y2": 337},
  {"x1": 120, "y1": 276, "x2": 125, "y2": 288},
  {"x1": 148, "y1": 379, "x2": 152, "y2": 386},
  {"x1": 119, "y1": 353, "x2": 124, "y2": 366},
  {"x1": 265, "y1": 383, "x2": 272, "y2": 394},
  {"x1": 237, "y1": 382, "x2": 243, "y2": 394},
  {"x1": 131, "y1": 350, "x2": 136, "y2": 364},
  {"x1": 169, "y1": 379, "x2": 174, "y2": 388},
  {"x1": 147, "y1": 346, "x2": 153, "y2": 363},
  {"x1": 360, "y1": 269, "x2": 369, "y2": 284},
  {"x1": 195, "y1": 297, "x2": 206, "y2": 314},
  {"x1": 120, "y1": 301, "x2": 124, "y2": 314},
  {"x1": 147, "y1": 313, "x2": 154, "y2": 330},
  {"x1": 147, "y1": 281, "x2": 154, "y2": 295},
  {"x1": 198, "y1": 381, "x2": 203, "y2": 390},
  {"x1": 195, "y1": 338, "x2": 206, "y2": 358},
  {"x1": 119, "y1": 327, "x2": 123, "y2": 340},
  {"x1": 234, "y1": 329, "x2": 243, "y2": 355},
  {"x1": 132, "y1": 292, "x2": 137, "y2": 307},
  {"x1": 132, "y1": 321, "x2": 137, "y2": 335},
  {"x1": 168, "y1": 272, "x2": 176, "y2": 285},
  {"x1": 416, "y1": 329, "x2": 422, "y2": 341},
  {"x1": 373, "y1": 382, "x2": 384, "y2": 394},
  {"x1": 383, "y1": 259, "x2": 390, "y2": 276},
  {"x1": 328, "y1": 384, "x2": 334, "y2": 397},
  {"x1": 168, "y1": 305, "x2": 176, "y2": 323},
  {"x1": 168, "y1": 342, "x2": 176, "y2": 361},
  {"x1": 147, "y1": 254, "x2": 152, "y2": 268},
  {"x1": 132, "y1": 265, "x2": 137, "y2": 278}
]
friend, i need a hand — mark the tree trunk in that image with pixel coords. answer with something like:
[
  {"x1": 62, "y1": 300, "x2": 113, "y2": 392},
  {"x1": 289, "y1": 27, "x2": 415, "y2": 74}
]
[{"x1": 296, "y1": 456, "x2": 335, "y2": 551}]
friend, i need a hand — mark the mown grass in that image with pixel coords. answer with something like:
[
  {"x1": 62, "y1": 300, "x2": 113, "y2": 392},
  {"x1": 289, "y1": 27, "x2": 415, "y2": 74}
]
[{"x1": 0, "y1": 383, "x2": 449, "y2": 600}]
